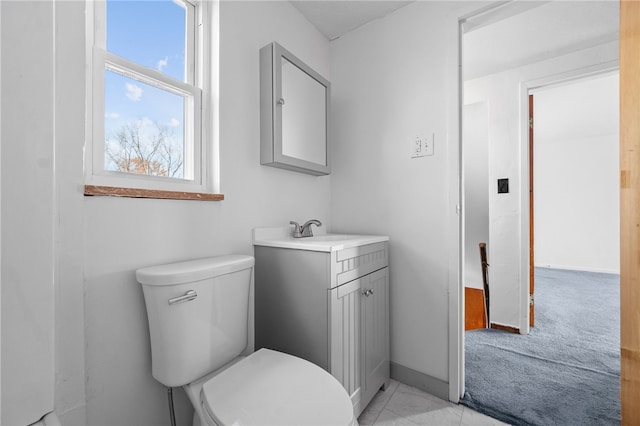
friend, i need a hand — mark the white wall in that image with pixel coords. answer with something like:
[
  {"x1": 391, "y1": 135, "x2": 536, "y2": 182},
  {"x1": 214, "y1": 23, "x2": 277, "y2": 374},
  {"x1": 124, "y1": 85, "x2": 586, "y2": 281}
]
[
  {"x1": 2, "y1": 1, "x2": 332, "y2": 425},
  {"x1": 82, "y1": 2, "x2": 331, "y2": 424},
  {"x1": 54, "y1": 3, "x2": 88, "y2": 424},
  {"x1": 465, "y1": 41, "x2": 619, "y2": 328},
  {"x1": 534, "y1": 73, "x2": 619, "y2": 273},
  {"x1": 463, "y1": 102, "x2": 490, "y2": 289},
  {"x1": 1, "y1": 2, "x2": 56, "y2": 424},
  {"x1": 330, "y1": 1, "x2": 471, "y2": 388}
]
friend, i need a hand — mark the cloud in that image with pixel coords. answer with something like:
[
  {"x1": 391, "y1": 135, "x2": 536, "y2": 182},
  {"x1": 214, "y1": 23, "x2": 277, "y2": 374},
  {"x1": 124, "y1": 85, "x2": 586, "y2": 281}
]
[
  {"x1": 157, "y1": 56, "x2": 169, "y2": 73},
  {"x1": 125, "y1": 83, "x2": 143, "y2": 101},
  {"x1": 105, "y1": 112, "x2": 120, "y2": 119},
  {"x1": 137, "y1": 117, "x2": 153, "y2": 128},
  {"x1": 167, "y1": 118, "x2": 180, "y2": 127}
]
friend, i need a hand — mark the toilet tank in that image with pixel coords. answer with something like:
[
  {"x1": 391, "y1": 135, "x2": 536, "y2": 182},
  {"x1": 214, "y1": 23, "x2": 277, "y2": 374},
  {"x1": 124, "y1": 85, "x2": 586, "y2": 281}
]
[{"x1": 136, "y1": 255, "x2": 254, "y2": 387}]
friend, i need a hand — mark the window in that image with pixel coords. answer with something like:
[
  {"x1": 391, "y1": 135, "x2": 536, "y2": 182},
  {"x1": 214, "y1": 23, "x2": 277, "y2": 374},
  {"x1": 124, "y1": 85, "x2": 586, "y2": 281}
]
[{"x1": 86, "y1": 0, "x2": 220, "y2": 199}]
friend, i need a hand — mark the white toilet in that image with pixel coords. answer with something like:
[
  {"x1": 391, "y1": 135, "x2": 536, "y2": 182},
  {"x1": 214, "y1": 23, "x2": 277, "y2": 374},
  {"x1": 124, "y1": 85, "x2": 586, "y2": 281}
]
[{"x1": 136, "y1": 255, "x2": 357, "y2": 426}]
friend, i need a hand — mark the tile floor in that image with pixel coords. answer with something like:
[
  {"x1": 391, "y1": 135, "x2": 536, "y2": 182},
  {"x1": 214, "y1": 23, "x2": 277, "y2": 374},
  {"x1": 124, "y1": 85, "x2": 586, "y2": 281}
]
[{"x1": 358, "y1": 380, "x2": 509, "y2": 426}]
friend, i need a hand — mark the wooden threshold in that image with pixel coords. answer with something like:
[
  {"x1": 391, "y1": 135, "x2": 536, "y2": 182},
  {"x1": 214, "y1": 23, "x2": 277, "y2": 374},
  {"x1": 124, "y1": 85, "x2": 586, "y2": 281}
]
[
  {"x1": 84, "y1": 185, "x2": 224, "y2": 201},
  {"x1": 490, "y1": 323, "x2": 520, "y2": 334}
]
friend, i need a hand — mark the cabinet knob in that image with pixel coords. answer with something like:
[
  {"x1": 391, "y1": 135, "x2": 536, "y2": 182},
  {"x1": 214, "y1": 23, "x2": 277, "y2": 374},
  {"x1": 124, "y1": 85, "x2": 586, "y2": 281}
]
[{"x1": 362, "y1": 288, "x2": 374, "y2": 297}]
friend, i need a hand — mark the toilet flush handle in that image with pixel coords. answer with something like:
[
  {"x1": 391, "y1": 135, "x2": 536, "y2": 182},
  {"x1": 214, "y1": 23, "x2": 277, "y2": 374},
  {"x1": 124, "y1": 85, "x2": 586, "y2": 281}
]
[{"x1": 168, "y1": 290, "x2": 198, "y2": 305}]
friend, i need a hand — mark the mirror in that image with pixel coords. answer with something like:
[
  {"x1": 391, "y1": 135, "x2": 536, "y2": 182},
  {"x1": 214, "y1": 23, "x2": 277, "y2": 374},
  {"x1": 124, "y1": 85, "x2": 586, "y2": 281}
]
[{"x1": 260, "y1": 42, "x2": 331, "y2": 175}]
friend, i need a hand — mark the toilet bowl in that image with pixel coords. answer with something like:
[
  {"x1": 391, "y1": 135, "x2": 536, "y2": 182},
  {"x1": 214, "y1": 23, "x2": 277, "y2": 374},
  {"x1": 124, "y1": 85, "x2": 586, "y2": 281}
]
[
  {"x1": 199, "y1": 349, "x2": 356, "y2": 426},
  {"x1": 137, "y1": 255, "x2": 357, "y2": 426}
]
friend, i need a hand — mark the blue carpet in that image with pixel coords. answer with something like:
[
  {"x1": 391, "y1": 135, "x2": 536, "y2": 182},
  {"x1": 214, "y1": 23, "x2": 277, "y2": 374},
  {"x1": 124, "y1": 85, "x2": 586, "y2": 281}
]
[{"x1": 461, "y1": 268, "x2": 620, "y2": 426}]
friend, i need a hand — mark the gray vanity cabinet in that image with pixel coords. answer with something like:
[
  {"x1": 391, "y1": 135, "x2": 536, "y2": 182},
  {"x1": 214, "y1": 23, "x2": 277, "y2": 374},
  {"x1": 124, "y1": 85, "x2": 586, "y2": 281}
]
[{"x1": 254, "y1": 241, "x2": 390, "y2": 416}]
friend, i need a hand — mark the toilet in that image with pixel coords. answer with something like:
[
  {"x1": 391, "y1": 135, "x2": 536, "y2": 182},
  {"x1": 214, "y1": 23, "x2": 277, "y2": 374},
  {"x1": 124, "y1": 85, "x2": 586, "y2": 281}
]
[{"x1": 136, "y1": 255, "x2": 357, "y2": 426}]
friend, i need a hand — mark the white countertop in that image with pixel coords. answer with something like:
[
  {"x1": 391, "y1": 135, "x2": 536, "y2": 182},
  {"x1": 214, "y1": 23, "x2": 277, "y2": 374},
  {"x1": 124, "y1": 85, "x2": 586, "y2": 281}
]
[{"x1": 253, "y1": 227, "x2": 389, "y2": 252}]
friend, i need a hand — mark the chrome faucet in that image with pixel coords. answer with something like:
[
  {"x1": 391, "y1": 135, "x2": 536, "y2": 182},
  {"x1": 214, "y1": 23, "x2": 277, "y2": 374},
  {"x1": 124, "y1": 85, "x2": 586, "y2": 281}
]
[{"x1": 290, "y1": 219, "x2": 322, "y2": 238}]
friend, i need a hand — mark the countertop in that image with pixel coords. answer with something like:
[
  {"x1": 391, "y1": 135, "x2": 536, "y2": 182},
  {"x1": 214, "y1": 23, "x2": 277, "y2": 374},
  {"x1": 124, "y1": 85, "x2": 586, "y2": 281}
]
[{"x1": 253, "y1": 227, "x2": 389, "y2": 252}]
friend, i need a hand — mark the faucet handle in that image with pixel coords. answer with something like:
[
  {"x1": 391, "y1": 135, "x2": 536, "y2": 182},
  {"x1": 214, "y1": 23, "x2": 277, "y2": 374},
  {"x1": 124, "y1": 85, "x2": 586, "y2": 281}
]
[{"x1": 290, "y1": 221, "x2": 303, "y2": 238}]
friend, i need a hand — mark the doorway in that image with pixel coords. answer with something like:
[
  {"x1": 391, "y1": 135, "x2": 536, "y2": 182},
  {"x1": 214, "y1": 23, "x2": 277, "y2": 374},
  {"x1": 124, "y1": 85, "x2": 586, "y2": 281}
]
[
  {"x1": 531, "y1": 73, "x2": 620, "y2": 278},
  {"x1": 458, "y1": 2, "x2": 620, "y2": 421},
  {"x1": 460, "y1": 0, "x2": 619, "y2": 338}
]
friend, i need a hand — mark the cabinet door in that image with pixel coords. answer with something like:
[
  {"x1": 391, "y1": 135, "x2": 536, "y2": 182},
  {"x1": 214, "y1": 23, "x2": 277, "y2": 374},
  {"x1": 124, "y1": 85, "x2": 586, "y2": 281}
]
[
  {"x1": 329, "y1": 277, "x2": 362, "y2": 413},
  {"x1": 360, "y1": 267, "x2": 390, "y2": 408}
]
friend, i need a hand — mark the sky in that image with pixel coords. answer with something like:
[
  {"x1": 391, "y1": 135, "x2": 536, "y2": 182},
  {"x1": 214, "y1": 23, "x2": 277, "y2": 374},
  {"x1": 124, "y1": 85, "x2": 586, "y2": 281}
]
[{"x1": 103, "y1": 0, "x2": 187, "y2": 175}]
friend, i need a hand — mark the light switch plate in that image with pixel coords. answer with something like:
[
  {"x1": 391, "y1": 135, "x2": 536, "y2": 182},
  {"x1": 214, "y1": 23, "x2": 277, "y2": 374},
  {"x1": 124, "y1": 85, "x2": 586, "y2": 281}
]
[
  {"x1": 498, "y1": 178, "x2": 509, "y2": 193},
  {"x1": 423, "y1": 133, "x2": 434, "y2": 156}
]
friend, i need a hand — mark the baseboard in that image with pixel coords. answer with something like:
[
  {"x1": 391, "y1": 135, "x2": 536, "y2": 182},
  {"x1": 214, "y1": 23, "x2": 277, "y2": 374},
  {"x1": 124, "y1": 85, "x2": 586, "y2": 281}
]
[
  {"x1": 390, "y1": 362, "x2": 449, "y2": 401},
  {"x1": 535, "y1": 264, "x2": 619, "y2": 275},
  {"x1": 58, "y1": 404, "x2": 86, "y2": 426},
  {"x1": 490, "y1": 322, "x2": 520, "y2": 334}
]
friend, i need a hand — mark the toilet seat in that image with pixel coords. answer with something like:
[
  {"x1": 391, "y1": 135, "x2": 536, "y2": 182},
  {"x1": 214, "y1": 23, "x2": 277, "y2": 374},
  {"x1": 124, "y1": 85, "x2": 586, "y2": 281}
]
[{"x1": 201, "y1": 348, "x2": 355, "y2": 426}]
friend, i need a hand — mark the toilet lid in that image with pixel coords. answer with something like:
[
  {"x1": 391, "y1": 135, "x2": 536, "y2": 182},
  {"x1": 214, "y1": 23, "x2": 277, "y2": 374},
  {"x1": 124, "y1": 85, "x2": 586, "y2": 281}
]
[{"x1": 201, "y1": 348, "x2": 354, "y2": 426}]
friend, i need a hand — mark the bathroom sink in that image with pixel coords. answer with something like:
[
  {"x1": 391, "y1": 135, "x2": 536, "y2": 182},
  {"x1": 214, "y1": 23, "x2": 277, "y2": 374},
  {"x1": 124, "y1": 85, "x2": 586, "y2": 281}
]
[
  {"x1": 305, "y1": 234, "x2": 360, "y2": 241},
  {"x1": 253, "y1": 228, "x2": 389, "y2": 252}
]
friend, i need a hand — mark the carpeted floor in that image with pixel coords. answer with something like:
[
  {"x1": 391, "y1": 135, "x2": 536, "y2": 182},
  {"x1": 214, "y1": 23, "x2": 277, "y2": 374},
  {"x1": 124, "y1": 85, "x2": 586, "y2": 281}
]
[{"x1": 461, "y1": 267, "x2": 620, "y2": 426}]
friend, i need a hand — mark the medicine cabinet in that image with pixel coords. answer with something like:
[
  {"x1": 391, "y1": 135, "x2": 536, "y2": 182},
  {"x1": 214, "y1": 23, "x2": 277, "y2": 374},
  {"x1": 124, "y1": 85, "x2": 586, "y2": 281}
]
[{"x1": 260, "y1": 42, "x2": 331, "y2": 176}]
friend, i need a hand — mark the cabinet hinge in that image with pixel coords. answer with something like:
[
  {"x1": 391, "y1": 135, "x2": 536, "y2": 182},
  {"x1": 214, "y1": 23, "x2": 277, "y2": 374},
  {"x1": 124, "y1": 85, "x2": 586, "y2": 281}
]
[{"x1": 529, "y1": 294, "x2": 534, "y2": 306}]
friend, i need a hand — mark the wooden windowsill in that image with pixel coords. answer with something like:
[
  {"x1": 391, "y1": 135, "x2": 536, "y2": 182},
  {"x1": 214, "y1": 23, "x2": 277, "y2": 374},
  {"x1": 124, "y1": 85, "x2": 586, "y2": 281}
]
[{"x1": 84, "y1": 185, "x2": 224, "y2": 201}]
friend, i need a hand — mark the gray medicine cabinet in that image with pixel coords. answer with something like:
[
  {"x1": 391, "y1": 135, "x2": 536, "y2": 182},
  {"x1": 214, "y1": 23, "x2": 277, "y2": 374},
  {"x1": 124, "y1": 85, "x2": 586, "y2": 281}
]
[{"x1": 260, "y1": 42, "x2": 331, "y2": 176}]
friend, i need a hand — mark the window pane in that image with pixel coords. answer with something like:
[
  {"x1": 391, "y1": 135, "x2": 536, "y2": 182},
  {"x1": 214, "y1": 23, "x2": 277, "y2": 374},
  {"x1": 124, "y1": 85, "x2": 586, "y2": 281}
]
[
  {"x1": 106, "y1": 0, "x2": 187, "y2": 82},
  {"x1": 104, "y1": 69, "x2": 187, "y2": 179}
]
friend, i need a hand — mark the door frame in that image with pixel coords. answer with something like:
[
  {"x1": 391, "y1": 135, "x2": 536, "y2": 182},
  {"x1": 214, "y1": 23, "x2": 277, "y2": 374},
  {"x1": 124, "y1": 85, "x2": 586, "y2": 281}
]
[
  {"x1": 529, "y1": 94, "x2": 535, "y2": 328},
  {"x1": 620, "y1": 2, "x2": 640, "y2": 417}
]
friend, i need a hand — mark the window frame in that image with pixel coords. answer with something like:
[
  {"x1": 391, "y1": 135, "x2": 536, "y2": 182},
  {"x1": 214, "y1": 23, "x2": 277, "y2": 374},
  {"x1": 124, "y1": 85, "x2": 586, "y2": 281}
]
[{"x1": 85, "y1": 0, "x2": 219, "y2": 197}]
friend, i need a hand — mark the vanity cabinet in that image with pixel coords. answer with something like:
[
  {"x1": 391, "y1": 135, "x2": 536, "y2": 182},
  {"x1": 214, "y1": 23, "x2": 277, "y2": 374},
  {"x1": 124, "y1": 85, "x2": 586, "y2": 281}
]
[{"x1": 254, "y1": 238, "x2": 390, "y2": 416}]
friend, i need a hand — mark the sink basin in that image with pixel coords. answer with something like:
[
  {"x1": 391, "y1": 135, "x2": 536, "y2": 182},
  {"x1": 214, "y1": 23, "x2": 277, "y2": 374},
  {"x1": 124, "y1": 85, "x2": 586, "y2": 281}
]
[
  {"x1": 305, "y1": 234, "x2": 360, "y2": 241},
  {"x1": 253, "y1": 228, "x2": 389, "y2": 252}
]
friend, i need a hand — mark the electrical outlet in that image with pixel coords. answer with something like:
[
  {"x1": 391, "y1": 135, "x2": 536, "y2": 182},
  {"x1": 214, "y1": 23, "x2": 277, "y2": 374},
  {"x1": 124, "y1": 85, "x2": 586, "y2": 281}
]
[
  {"x1": 410, "y1": 135, "x2": 424, "y2": 158},
  {"x1": 410, "y1": 133, "x2": 435, "y2": 158}
]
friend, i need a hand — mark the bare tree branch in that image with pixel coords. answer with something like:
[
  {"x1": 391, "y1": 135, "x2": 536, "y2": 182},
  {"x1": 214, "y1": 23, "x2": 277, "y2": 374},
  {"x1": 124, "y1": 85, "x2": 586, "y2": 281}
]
[{"x1": 105, "y1": 121, "x2": 183, "y2": 178}]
